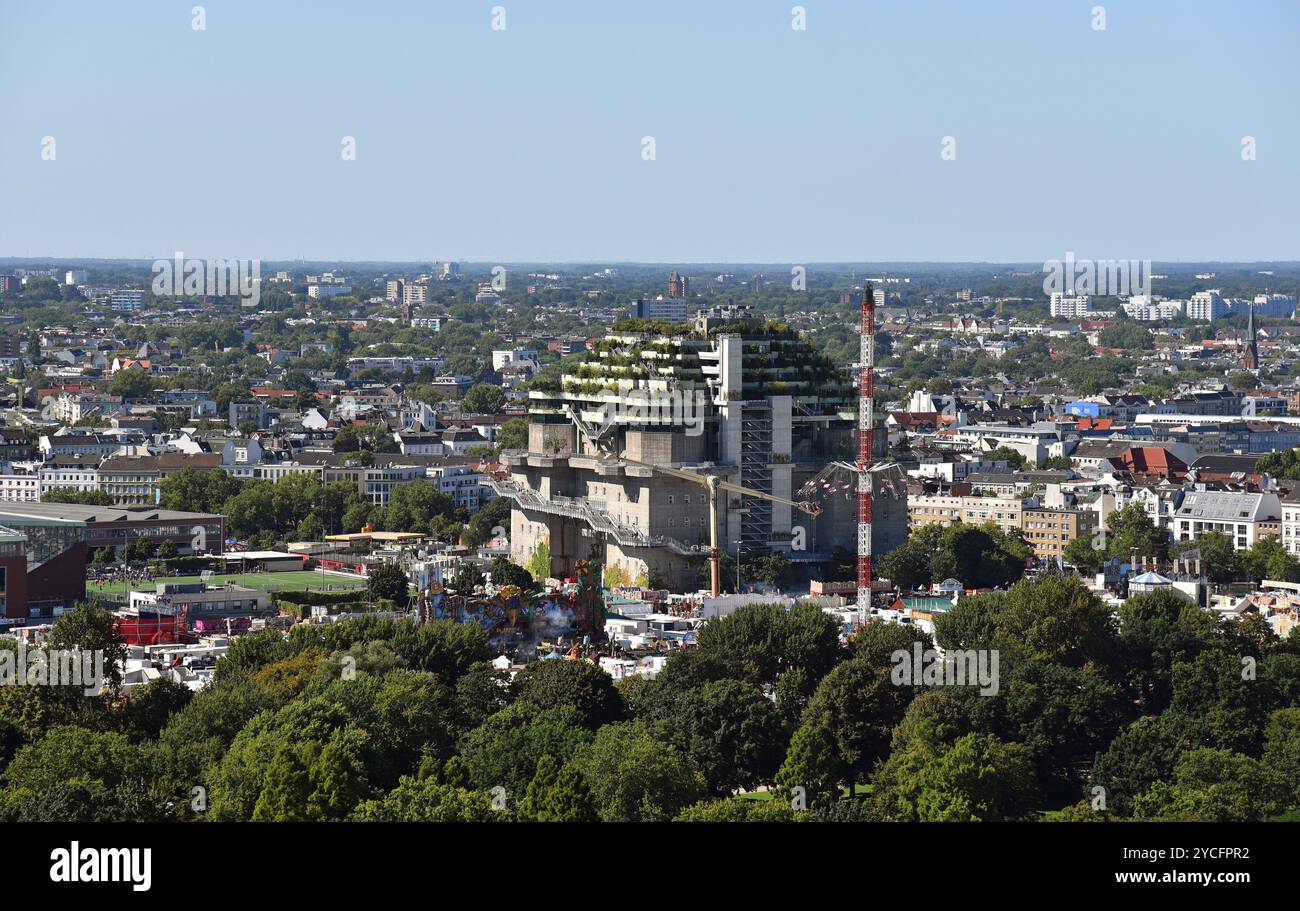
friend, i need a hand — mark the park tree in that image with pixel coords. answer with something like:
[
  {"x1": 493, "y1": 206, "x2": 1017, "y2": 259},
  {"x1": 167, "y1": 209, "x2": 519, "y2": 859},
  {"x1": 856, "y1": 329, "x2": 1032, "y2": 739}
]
[
  {"x1": 569, "y1": 720, "x2": 706, "y2": 822},
  {"x1": 1168, "y1": 650, "x2": 1273, "y2": 755},
  {"x1": 773, "y1": 723, "x2": 843, "y2": 811},
  {"x1": 850, "y1": 620, "x2": 933, "y2": 670},
  {"x1": 1101, "y1": 502, "x2": 1168, "y2": 563},
  {"x1": 625, "y1": 650, "x2": 742, "y2": 724},
  {"x1": 251, "y1": 742, "x2": 314, "y2": 821},
  {"x1": 105, "y1": 367, "x2": 155, "y2": 399},
  {"x1": 305, "y1": 736, "x2": 370, "y2": 820},
  {"x1": 1000, "y1": 660, "x2": 1130, "y2": 802},
  {"x1": 511, "y1": 659, "x2": 625, "y2": 730},
  {"x1": 448, "y1": 562, "x2": 484, "y2": 595},
  {"x1": 1262, "y1": 708, "x2": 1300, "y2": 809},
  {"x1": 459, "y1": 701, "x2": 593, "y2": 799},
  {"x1": 495, "y1": 417, "x2": 528, "y2": 452},
  {"x1": 520, "y1": 754, "x2": 599, "y2": 822},
  {"x1": 49, "y1": 603, "x2": 128, "y2": 691},
  {"x1": 1089, "y1": 713, "x2": 1191, "y2": 817},
  {"x1": 891, "y1": 733, "x2": 1041, "y2": 822},
  {"x1": 452, "y1": 662, "x2": 511, "y2": 732},
  {"x1": 460, "y1": 383, "x2": 506, "y2": 415},
  {"x1": 489, "y1": 555, "x2": 534, "y2": 591},
  {"x1": 120, "y1": 677, "x2": 194, "y2": 742},
  {"x1": 1132, "y1": 748, "x2": 1279, "y2": 822},
  {"x1": 933, "y1": 592, "x2": 1004, "y2": 652},
  {"x1": 654, "y1": 678, "x2": 784, "y2": 796},
  {"x1": 350, "y1": 777, "x2": 499, "y2": 822},
  {"x1": 695, "y1": 601, "x2": 841, "y2": 687},
  {"x1": 367, "y1": 564, "x2": 410, "y2": 607},
  {"x1": 1117, "y1": 588, "x2": 1223, "y2": 711},
  {"x1": 993, "y1": 574, "x2": 1118, "y2": 668},
  {"x1": 1188, "y1": 531, "x2": 1239, "y2": 583},
  {"x1": 803, "y1": 659, "x2": 915, "y2": 789},
  {"x1": 0, "y1": 727, "x2": 180, "y2": 822},
  {"x1": 213, "y1": 629, "x2": 295, "y2": 684}
]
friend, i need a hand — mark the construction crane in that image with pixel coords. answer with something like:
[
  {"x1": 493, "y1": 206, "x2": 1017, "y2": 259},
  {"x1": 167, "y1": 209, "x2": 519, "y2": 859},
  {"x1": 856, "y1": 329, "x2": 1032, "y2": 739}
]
[
  {"x1": 565, "y1": 405, "x2": 820, "y2": 597},
  {"x1": 857, "y1": 280, "x2": 876, "y2": 607},
  {"x1": 793, "y1": 281, "x2": 880, "y2": 607}
]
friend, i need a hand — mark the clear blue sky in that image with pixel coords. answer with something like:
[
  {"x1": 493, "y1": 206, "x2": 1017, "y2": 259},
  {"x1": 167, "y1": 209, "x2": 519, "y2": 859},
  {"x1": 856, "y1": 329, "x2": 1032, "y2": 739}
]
[{"x1": 1, "y1": 0, "x2": 1296, "y2": 263}]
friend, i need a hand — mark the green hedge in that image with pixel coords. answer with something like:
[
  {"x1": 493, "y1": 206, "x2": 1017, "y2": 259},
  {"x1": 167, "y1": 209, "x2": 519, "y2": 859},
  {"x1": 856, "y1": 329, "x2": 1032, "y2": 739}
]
[
  {"x1": 273, "y1": 589, "x2": 373, "y2": 606},
  {"x1": 281, "y1": 597, "x2": 395, "y2": 619}
]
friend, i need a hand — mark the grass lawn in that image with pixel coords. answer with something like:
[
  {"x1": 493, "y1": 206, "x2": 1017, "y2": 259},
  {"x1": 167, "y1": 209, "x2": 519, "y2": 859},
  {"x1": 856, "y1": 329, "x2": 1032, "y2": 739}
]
[{"x1": 87, "y1": 570, "x2": 369, "y2": 601}]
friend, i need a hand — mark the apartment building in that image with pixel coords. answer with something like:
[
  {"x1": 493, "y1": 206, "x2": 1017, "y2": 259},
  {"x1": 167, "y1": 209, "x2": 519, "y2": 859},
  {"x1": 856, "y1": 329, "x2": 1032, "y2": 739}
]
[
  {"x1": 632, "y1": 297, "x2": 689, "y2": 323},
  {"x1": 1173, "y1": 489, "x2": 1281, "y2": 551},
  {"x1": 1049, "y1": 293, "x2": 1093, "y2": 319},
  {"x1": 362, "y1": 465, "x2": 427, "y2": 506},
  {"x1": 1188, "y1": 290, "x2": 1228, "y2": 321},
  {"x1": 0, "y1": 429, "x2": 36, "y2": 462},
  {"x1": 944, "y1": 423, "x2": 1065, "y2": 467},
  {"x1": 0, "y1": 474, "x2": 40, "y2": 502},
  {"x1": 1281, "y1": 491, "x2": 1300, "y2": 556},
  {"x1": 909, "y1": 494, "x2": 1024, "y2": 535},
  {"x1": 428, "y1": 464, "x2": 488, "y2": 512},
  {"x1": 38, "y1": 456, "x2": 102, "y2": 499},
  {"x1": 1253, "y1": 293, "x2": 1296, "y2": 318},
  {"x1": 401, "y1": 282, "x2": 432, "y2": 307},
  {"x1": 229, "y1": 401, "x2": 271, "y2": 430},
  {"x1": 51, "y1": 394, "x2": 123, "y2": 425},
  {"x1": 99, "y1": 453, "x2": 222, "y2": 506},
  {"x1": 492, "y1": 349, "x2": 540, "y2": 372},
  {"x1": 307, "y1": 282, "x2": 352, "y2": 299},
  {"x1": 1022, "y1": 507, "x2": 1098, "y2": 560}
]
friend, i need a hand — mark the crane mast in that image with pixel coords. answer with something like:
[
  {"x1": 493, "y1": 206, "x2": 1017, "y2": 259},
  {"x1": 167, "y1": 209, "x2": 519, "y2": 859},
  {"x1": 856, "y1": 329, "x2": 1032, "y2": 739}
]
[{"x1": 858, "y1": 281, "x2": 875, "y2": 607}]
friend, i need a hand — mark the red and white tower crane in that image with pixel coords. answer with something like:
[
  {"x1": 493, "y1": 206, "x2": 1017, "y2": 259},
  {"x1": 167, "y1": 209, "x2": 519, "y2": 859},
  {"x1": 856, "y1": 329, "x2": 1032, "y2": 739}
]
[{"x1": 857, "y1": 281, "x2": 876, "y2": 607}]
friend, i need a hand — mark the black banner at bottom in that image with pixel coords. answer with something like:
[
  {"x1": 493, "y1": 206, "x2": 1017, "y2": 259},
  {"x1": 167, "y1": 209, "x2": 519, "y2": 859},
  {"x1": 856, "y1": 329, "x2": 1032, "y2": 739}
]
[{"x1": 12, "y1": 821, "x2": 1276, "y2": 896}]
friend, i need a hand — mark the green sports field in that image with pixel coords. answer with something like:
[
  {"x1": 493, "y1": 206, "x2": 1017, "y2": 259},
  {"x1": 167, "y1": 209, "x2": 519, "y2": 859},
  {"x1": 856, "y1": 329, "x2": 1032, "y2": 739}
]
[{"x1": 87, "y1": 570, "x2": 369, "y2": 602}]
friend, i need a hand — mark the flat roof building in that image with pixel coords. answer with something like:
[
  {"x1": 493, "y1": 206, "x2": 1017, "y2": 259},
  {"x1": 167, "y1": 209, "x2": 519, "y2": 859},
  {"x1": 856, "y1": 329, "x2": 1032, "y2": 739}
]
[{"x1": 0, "y1": 502, "x2": 226, "y2": 557}]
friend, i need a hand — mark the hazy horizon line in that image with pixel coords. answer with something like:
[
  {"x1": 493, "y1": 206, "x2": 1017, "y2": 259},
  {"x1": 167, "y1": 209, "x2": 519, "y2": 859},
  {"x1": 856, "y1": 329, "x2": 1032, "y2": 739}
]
[{"x1": 4, "y1": 255, "x2": 1299, "y2": 270}]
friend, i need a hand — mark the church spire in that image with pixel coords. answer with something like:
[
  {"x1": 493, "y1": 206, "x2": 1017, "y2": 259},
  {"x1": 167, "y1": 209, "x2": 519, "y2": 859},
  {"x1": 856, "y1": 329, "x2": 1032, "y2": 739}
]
[{"x1": 1243, "y1": 301, "x2": 1259, "y2": 370}]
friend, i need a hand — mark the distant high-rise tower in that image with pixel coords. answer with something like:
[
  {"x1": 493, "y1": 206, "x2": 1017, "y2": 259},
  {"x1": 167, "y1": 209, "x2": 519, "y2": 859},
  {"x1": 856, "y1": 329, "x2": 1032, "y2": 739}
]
[
  {"x1": 752, "y1": 273, "x2": 763, "y2": 293},
  {"x1": 668, "y1": 272, "x2": 689, "y2": 299}
]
